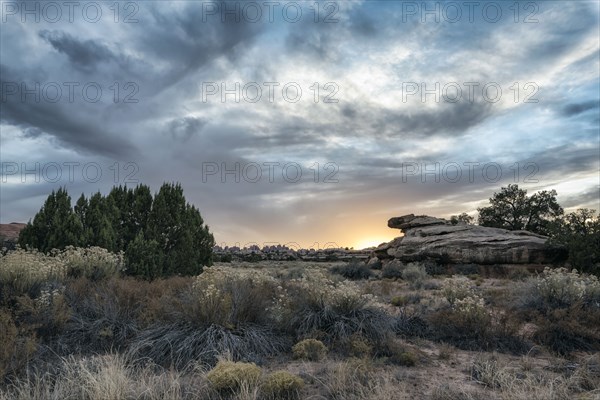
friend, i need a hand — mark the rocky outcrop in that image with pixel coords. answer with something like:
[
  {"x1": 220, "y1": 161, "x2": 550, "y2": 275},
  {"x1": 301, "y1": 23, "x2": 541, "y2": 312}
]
[{"x1": 375, "y1": 214, "x2": 567, "y2": 265}]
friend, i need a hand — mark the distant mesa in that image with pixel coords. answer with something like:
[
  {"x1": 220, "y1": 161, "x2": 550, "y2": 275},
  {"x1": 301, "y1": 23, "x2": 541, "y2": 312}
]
[
  {"x1": 374, "y1": 214, "x2": 567, "y2": 265},
  {"x1": 0, "y1": 222, "x2": 26, "y2": 250}
]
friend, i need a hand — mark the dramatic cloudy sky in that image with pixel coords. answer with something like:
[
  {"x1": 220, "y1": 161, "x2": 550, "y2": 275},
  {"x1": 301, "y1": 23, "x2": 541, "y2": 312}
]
[{"x1": 1, "y1": 0, "x2": 599, "y2": 249}]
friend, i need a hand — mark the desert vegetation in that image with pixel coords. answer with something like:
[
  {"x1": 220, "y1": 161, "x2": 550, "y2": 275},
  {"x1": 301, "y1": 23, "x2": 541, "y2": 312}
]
[
  {"x1": 1, "y1": 248, "x2": 599, "y2": 399},
  {"x1": 2, "y1": 183, "x2": 598, "y2": 399}
]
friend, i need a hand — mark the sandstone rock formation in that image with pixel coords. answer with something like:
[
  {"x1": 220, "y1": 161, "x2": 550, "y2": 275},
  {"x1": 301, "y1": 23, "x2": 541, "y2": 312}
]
[{"x1": 374, "y1": 214, "x2": 567, "y2": 265}]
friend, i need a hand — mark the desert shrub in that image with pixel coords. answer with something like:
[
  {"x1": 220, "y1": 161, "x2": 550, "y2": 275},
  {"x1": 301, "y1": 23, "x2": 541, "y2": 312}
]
[
  {"x1": 330, "y1": 260, "x2": 372, "y2": 280},
  {"x1": 292, "y1": 339, "x2": 327, "y2": 361},
  {"x1": 14, "y1": 288, "x2": 71, "y2": 340},
  {"x1": 343, "y1": 335, "x2": 373, "y2": 358},
  {"x1": 441, "y1": 276, "x2": 476, "y2": 305},
  {"x1": 0, "y1": 248, "x2": 66, "y2": 297},
  {"x1": 189, "y1": 266, "x2": 279, "y2": 328},
  {"x1": 206, "y1": 360, "x2": 262, "y2": 393},
  {"x1": 377, "y1": 336, "x2": 417, "y2": 366},
  {"x1": 381, "y1": 262, "x2": 404, "y2": 279},
  {"x1": 367, "y1": 258, "x2": 382, "y2": 270},
  {"x1": 127, "y1": 268, "x2": 287, "y2": 368},
  {"x1": 393, "y1": 309, "x2": 430, "y2": 338},
  {"x1": 61, "y1": 278, "x2": 141, "y2": 353},
  {"x1": 129, "y1": 322, "x2": 287, "y2": 369},
  {"x1": 261, "y1": 371, "x2": 304, "y2": 400},
  {"x1": 401, "y1": 263, "x2": 428, "y2": 289},
  {"x1": 390, "y1": 296, "x2": 408, "y2": 307},
  {"x1": 0, "y1": 309, "x2": 38, "y2": 380},
  {"x1": 315, "y1": 358, "x2": 402, "y2": 400},
  {"x1": 428, "y1": 295, "x2": 492, "y2": 345},
  {"x1": 470, "y1": 355, "x2": 515, "y2": 389},
  {"x1": 283, "y1": 272, "x2": 394, "y2": 345},
  {"x1": 517, "y1": 267, "x2": 600, "y2": 311},
  {"x1": 452, "y1": 264, "x2": 480, "y2": 275},
  {"x1": 0, "y1": 309, "x2": 17, "y2": 379},
  {"x1": 532, "y1": 306, "x2": 600, "y2": 355},
  {"x1": 59, "y1": 246, "x2": 123, "y2": 281},
  {"x1": 512, "y1": 268, "x2": 600, "y2": 354}
]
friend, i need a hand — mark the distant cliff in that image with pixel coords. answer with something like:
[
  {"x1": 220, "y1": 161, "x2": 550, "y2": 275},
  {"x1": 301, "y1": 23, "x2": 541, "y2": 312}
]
[{"x1": 0, "y1": 222, "x2": 26, "y2": 250}]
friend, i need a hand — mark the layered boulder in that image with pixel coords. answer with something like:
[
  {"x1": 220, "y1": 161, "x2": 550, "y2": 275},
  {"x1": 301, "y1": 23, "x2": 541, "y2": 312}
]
[{"x1": 374, "y1": 214, "x2": 567, "y2": 265}]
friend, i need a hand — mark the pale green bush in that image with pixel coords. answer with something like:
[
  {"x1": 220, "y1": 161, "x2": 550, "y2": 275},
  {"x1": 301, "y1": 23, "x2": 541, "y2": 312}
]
[
  {"x1": 532, "y1": 267, "x2": 600, "y2": 309},
  {"x1": 0, "y1": 247, "x2": 66, "y2": 293},
  {"x1": 261, "y1": 371, "x2": 304, "y2": 399},
  {"x1": 401, "y1": 263, "x2": 429, "y2": 289},
  {"x1": 58, "y1": 246, "x2": 123, "y2": 280},
  {"x1": 442, "y1": 276, "x2": 476, "y2": 305},
  {"x1": 206, "y1": 360, "x2": 262, "y2": 393}
]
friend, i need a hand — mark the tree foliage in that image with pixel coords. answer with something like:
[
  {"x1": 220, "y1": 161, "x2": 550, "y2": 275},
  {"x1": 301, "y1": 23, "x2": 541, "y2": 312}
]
[
  {"x1": 19, "y1": 183, "x2": 214, "y2": 278},
  {"x1": 477, "y1": 184, "x2": 563, "y2": 235},
  {"x1": 548, "y1": 209, "x2": 600, "y2": 275},
  {"x1": 450, "y1": 213, "x2": 474, "y2": 225}
]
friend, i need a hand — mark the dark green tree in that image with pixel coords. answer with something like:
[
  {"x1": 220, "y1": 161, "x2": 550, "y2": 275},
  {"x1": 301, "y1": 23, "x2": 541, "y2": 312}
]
[
  {"x1": 549, "y1": 209, "x2": 600, "y2": 275},
  {"x1": 19, "y1": 183, "x2": 213, "y2": 278},
  {"x1": 147, "y1": 183, "x2": 214, "y2": 276},
  {"x1": 125, "y1": 230, "x2": 163, "y2": 279},
  {"x1": 19, "y1": 188, "x2": 83, "y2": 252},
  {"x1": 477, "y1": 184, "x2": 563, "y2": 235}
]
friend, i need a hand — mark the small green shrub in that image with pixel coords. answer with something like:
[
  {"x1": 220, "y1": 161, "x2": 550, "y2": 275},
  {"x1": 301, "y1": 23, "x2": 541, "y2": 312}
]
[
  {"x1": 401, "y1": 263, "x2": 429, "y2": 289},
  {"x1": 207, "y1": 360, "x2": 262, "y2": 393},
  {"x1": 391, "y1": 296, "x2": 408, "y2": 307},
  {"x1": 261, "y1": 371, "x2": 304, "y2": 399},
  {"x1": 330, "y1": 261, "x2": 372, "y2": 280},
  {"x1": 344, "y1": 335, "x2": 373, "y2": 358},
  {"x1": 518, "y1": 267, "x2": 600, "y2": 311},
  {"x1": 396, "y1": 351, "x2": 417, "y2": 367},
  {"x1": 292, "y1": 339, "x2": 328, "y2": 361},
  {"x1": 381, "y1": 262, "x2": 404, "y2": 279}
]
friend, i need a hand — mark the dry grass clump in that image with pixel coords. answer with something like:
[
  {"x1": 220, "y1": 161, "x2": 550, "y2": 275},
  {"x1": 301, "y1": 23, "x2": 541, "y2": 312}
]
[
  {"x1": 283, "y1": 271, "x2": 394, "y2": 347},
  {"x1": 206, "y1": 360, "x2": 262, "y2": 394},
  {"x1": 314, "y1": 359, "x2": 407, "y2": 400},
  {"x1": 128, "y1": 267, "x2": 288, "y2": 368},
  {"x1": 260, "y1": 371, "x2": 304, "y2": 400},
  {"x1": 292, "y1": 339, "x2": 328, "y2": 361}
]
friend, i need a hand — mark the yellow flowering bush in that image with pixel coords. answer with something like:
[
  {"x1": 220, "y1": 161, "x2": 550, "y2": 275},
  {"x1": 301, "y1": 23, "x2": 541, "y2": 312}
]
[
  {"x1": 261, "y1": 370, "x2": 304, "y2": 399},
  {"x1": 0, "y1": 247, "x2": 66, "y2": 294},
  {"x1": 206, "y1": 360, "x2": 262, "y2": 393},
  {"x1": 191, "y1": 266, "x2": 278, "y2": 327},
  {"x1": 58, "y1": 246, "x2": 123, "y2": 280},
  {"x1": 442, "y1": 276, "x2": 476, "y2": 305}
]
